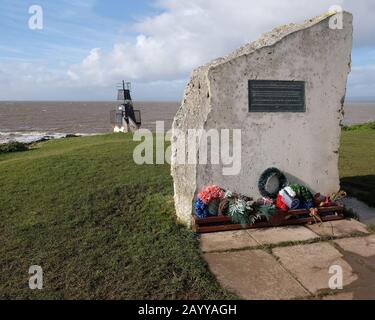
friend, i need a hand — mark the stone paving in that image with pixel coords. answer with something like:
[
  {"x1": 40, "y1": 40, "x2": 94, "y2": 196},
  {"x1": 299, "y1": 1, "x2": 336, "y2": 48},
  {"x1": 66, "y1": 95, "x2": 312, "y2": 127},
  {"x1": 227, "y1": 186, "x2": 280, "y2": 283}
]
[
  {"x1": 343, "y1": 197, "x2": 375, "y2": 225},
  {"x1": 200, "y1": 230, "x2": 258, "y2": 253},
  {"x1": 273, "y1": 243, "x2": 357, "y2": 295},
  {"x1": 307, "y1": 219, "x2": 370, "y2": 238},
  {"x1": 201, "y1": 219, "x2": 375, "y2": 300},
  {"x1": 204, "y1": 250, "x2": 309, "y2": 300}
]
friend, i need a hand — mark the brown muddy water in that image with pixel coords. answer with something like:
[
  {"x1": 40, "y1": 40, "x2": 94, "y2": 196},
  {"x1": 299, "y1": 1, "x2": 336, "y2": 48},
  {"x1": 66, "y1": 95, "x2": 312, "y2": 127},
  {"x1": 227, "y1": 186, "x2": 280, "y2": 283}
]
[
  {"x1": 0, "y1": 101, "x2": 179, "y2": 143},
  {"x1": 0, "y1": 101, "x2": 374, "y2": 143}
]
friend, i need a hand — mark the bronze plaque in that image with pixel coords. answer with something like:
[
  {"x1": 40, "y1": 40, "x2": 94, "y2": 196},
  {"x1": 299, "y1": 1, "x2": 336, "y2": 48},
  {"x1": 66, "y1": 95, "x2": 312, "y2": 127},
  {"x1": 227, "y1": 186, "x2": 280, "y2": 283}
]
[{"x1": 249, "y1": 80, "x2": 305, "y2": 112}]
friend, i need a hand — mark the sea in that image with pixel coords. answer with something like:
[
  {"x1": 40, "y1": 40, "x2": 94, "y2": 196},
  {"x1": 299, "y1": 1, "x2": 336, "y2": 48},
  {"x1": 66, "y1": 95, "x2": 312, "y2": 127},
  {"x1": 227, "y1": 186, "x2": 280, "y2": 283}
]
[{"x1": 0, "y1": 101, "x2": 374, "y2": 144}]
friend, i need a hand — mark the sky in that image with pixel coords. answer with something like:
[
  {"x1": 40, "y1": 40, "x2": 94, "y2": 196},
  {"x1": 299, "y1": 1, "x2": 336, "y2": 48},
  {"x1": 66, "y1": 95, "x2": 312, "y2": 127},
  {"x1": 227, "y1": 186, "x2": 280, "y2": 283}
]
[{"x1": 0, "y1": 0, "x2": 374, "y2": 101}]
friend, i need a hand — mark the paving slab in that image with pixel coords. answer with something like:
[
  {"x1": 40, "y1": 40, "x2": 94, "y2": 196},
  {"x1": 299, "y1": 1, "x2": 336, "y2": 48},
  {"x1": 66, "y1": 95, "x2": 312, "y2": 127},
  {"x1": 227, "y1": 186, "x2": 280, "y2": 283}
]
[
  {"x1": 334, "y1": 235, "x2": 375, "y2": 258},
  {"x1": 200, "y1": 230, "x2": 258, "y2": 253},
  {"x1": 325, "y1": 238, "x2": 375, "y2": 301},
  {"x1": 248, "y1": 226, "x2": 319, "y2": 246},
  {"x1": 307, "y1": 219, "x2": 370, "y2": 238},
  {"x1": 322, "y1": 292, "x2": 354, "y2": 300},
  {"x1": 273, "y1": 243, "x2": 358, "y2": 294},
  {"x1": 204, "y1": 250, "x2": 309, "y2": 300},
  {"x1": 321, "y1": 285, "x2": 375, "y2": 300}
]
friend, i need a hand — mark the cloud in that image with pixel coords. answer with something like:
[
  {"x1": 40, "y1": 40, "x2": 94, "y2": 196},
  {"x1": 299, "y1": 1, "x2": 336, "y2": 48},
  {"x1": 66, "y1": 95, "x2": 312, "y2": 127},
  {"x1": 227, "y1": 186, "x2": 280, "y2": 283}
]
[
  {"x1": 348, "y1": 64, "x2": 375, "y2": 97},
  {"x1": 67, "y1": 0, "x2": 375, "y2": 88},
  {"x1": 0, "y1": 62, "x2": 71, "y2": 100},
  {"x1": 344, "y1": 0, "x2": 375, "y2": 47},
  {"x1": 1, "y1": 0, "x2": 375, "y2": 100}
]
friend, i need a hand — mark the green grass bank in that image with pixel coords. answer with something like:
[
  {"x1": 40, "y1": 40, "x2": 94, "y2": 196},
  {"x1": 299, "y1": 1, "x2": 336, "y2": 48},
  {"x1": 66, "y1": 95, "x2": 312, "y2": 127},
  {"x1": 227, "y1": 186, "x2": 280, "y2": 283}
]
[
  {"x1": 0, "y1": 134, "x2": 232, "y2": 300},
  {"x1": 340, "y1": 122, "x2": 375, "y2": 207}
]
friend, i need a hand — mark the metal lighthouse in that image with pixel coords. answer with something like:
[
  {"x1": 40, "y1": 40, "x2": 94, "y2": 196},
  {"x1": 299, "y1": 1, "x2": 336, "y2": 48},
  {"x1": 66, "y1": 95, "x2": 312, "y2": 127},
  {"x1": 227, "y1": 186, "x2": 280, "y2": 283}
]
[{"x1": 110, "y1": 81, "x2": 142, "y2": 133}]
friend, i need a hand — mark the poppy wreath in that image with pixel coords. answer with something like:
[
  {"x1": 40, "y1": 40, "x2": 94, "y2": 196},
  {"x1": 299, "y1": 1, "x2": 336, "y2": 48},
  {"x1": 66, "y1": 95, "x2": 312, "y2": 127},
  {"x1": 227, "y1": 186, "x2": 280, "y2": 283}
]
[{"x1": 258, "y1": 168, "x2": 288, "y2": 199}]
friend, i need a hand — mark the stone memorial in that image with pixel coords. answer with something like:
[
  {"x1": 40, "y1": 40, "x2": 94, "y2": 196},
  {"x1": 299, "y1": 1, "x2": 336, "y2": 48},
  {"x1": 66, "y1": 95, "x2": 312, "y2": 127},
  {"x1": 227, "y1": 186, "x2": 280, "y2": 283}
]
[{"x1": 171, "y1": 11, "x2": 353, "y2": 226}]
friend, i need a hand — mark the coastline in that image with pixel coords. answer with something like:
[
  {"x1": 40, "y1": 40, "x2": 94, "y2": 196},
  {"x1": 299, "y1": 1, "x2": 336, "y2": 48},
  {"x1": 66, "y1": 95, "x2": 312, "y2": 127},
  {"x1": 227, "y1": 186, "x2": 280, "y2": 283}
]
[
  {"x1": 0, "y1": 100, "x2": 374, "y2": 143},
  {"x1": 0, "y1": 131, "x2": 101, "y2": 144}
]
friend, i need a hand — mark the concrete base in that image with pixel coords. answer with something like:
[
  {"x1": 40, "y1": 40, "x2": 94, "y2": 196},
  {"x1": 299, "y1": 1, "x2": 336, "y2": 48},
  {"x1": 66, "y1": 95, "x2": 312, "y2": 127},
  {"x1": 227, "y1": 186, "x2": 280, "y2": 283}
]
[
  {"x1": 204, "y1": 250, "x2": 309, "y2": 300},
  {"x1": 201, "y1": 220, "x2": 375, "y2": 300}
]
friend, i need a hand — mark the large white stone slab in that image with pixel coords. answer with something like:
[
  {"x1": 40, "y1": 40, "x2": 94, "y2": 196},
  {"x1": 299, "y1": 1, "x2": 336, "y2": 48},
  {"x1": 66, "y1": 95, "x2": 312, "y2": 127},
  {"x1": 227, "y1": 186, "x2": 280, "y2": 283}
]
[{"x1": 172, "y1": 12, "x2": 353, "y2": 226}]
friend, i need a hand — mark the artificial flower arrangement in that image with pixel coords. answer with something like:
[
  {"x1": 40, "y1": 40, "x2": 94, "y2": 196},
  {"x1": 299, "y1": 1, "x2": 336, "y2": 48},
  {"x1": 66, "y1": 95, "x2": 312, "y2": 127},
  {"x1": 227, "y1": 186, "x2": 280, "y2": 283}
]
[
  {"x1": 194, "y1": 185, "x2": 277, "y2": 226},
  {"x1": 194, "y1": 182, "x2": 344, "y2": 226},
  {"x1": 275, "y1": 184, "x2": 344, "y2": 212},
  {"x1": 194, "y1": 185, "x2": 224, "y2": 219}
]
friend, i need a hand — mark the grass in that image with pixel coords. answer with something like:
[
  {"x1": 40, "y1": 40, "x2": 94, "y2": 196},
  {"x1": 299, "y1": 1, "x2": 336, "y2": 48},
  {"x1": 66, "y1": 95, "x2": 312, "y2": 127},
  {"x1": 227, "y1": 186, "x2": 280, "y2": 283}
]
[
  {"x1": 341, "y1": 121, "x2": 375, "y2": 131},
  {"x1": 0, "y1": 134, "x2": 232, "y2": 300},
  {"x1": 339, "y1": 123, "x2": 375, "y2": 207}
]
